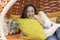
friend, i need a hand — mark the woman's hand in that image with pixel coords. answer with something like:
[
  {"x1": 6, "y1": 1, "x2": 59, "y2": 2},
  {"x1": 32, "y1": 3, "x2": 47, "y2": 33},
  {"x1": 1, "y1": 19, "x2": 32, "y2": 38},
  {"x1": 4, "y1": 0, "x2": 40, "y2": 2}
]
[
  {"x1": 34, "y1": 15, "x2": 38, "y2": 19},
  {"x1": 34, "y1": 15, "x2": 45, "y2": 25}
]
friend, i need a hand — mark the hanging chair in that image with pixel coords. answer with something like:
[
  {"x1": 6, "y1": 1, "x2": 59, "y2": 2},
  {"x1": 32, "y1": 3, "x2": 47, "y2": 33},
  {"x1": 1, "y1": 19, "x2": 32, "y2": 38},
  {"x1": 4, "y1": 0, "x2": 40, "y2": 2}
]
[{"x1": 0, "y1": 0, "x2": 17, "y2": 40}]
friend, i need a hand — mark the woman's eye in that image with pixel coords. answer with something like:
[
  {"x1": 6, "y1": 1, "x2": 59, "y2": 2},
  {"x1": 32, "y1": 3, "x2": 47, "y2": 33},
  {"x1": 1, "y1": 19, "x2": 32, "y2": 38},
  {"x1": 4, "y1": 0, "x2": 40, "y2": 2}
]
[
  {"x1": 31, "y1": 10, "x2": 34, "y2": 13},
  {"x1": 27, "y1": 11, "x2": 29, "y2": 13}
]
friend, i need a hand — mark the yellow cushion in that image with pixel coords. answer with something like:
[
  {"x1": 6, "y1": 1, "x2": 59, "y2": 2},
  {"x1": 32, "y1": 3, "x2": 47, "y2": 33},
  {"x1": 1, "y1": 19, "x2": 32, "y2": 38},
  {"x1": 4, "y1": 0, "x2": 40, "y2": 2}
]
[
  {"x1": 10, "y1": 14, "x2": 20, "y2": 19},
  {"x1": 17, "y1": 18, "x2": 46, "y2": 40}
]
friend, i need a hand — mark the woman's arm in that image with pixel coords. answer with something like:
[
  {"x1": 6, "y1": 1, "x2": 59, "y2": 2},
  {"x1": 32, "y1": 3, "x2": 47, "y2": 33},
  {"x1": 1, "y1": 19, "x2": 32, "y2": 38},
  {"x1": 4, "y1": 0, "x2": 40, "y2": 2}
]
[
  {"x1": 34, "y1": 15, "x2": 45, "y2": 25},
  {"x1": 34, "y1": 15, "x2": 50, "y2": 28},
  {"x1": 34, "y1": 15, "x2": 60, "y2": 38},
  {"x1": 39, "y1": 11, "x2": 53, "y2": 28}
]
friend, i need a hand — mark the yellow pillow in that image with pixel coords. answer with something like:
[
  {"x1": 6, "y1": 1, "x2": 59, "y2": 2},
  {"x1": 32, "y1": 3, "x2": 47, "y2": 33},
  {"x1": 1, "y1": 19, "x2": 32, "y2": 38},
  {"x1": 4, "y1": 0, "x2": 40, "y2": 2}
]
[
  {"x1": 17, "y1": 18, "x2": 46, "y2": 40},
  {"x1": 10, "y1": 14, "x2": 20, "y2": 19}
]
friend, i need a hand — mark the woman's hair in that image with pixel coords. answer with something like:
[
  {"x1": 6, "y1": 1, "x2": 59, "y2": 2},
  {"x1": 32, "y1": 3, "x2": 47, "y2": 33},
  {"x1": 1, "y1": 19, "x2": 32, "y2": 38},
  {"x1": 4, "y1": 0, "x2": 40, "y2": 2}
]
[{"x1": 21, "y1": 4, "x2": 38, "y2": 18}]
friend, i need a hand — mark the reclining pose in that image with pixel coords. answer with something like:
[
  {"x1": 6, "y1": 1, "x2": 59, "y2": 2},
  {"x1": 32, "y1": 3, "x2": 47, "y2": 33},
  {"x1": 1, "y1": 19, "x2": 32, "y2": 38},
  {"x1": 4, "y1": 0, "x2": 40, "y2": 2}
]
[
  {"x1": 20, "y1": 4, "x2": 60, "y2": 40},
  {"x1": 35, "y1": 11, "x2": 60, "y2": 40}
]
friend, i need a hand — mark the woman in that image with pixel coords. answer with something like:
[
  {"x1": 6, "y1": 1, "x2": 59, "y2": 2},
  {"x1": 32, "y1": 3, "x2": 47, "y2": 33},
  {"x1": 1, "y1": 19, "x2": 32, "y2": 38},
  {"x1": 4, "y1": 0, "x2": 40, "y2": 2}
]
[
  {"x1": 38, "y1": 11, "x2": 60, "y2": 40},
  {"x1": 21, "y1": 4, "x2": 60, "y2": 40},
  {"x1": 35, "y1": 11, "x2": 60, "y2": 40}
]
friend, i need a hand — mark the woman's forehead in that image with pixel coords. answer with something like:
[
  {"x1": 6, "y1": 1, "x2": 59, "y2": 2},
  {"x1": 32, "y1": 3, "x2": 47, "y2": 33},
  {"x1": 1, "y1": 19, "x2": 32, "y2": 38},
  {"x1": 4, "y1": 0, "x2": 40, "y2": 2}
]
[{"x1": 27, "y1": 6, "x2": 34, "y2": 10}]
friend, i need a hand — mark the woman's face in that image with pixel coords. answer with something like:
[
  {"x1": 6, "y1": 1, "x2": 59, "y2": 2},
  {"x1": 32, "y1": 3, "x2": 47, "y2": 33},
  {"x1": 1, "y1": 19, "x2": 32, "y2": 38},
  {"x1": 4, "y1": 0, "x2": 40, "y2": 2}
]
[{"x1": 27, "y1": 6, "x2": 35, "y2": 18}]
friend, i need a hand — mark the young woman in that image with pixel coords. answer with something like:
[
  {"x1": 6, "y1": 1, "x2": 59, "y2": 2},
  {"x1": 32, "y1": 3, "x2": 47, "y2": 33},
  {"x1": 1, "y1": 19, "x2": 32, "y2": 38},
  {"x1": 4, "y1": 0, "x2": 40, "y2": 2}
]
[
  {"x1": 21, "y1": 4, "x2": 60, "y2": 40},
  {"x1": 35, "y1": 11, "x2": 60, "y2": 40}
]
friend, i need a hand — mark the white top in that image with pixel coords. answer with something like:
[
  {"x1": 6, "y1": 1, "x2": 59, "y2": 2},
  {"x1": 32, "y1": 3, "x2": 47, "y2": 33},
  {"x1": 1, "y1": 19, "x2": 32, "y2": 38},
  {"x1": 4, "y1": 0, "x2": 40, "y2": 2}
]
[{"x1": 39, "y1": 11, "x2": 60, "y2": 38}]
